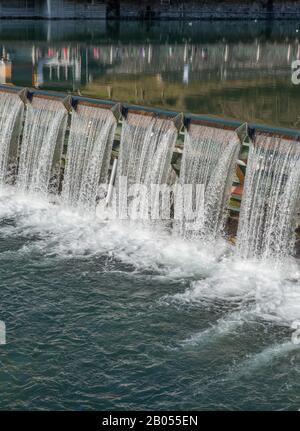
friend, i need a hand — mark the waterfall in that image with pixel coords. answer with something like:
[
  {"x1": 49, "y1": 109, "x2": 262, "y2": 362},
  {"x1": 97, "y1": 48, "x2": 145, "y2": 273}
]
[
  {"x1": 2, "y1": 88, "x2": 300, "y2": 261},
  {"x1": 237, "y1": 135, "x2": 300, "y2": 259},
  {"x1": 175, "y1": 124, "x2": 240, "y2": 238},
  {"x1": 62, "y1": 104, "x2": 117, "y2": 209},
  {"x1": 116, "y1": 113, "x2": 178, "y2": 220},
  {"x1": 17, "y1": 97, "x2": 67, "y2": 194},
  {"x1": 0, "y1": 92, "x2": 24, "y2": 184}
]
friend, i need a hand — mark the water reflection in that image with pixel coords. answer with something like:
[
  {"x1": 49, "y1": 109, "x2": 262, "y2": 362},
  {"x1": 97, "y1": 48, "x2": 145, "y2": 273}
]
[{"x1": 1, "y1": 19, "x2": 300, "y2": 128}]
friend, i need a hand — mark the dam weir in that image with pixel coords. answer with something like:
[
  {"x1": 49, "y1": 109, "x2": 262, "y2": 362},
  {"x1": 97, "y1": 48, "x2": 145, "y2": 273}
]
[{"x1": 0, "y1": 85, "x2": 299, "y2": 260}]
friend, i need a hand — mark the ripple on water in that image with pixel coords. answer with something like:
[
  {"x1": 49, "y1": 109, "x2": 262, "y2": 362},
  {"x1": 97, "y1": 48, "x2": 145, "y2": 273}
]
[{"x1": 1, "y1": 186, "x2": 300, "y2": 410}]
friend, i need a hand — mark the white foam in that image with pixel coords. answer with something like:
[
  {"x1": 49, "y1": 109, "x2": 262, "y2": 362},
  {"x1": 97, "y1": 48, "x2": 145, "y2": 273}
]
[
  {"x1": 234, "y1": 341, "x2": 300, "y2": 375},
  {"x1": 167, "y1": 257, "x2": 300, "y2": 324},
  {"x1": 1, "y1": 185, "x2": 300, "y2": 325},
  {"x1": 180, "y1": 308, "x2": 255, "y2": 347},
  {"x1": 0, "y1": 186, "x2": 224, "y2": 276}
]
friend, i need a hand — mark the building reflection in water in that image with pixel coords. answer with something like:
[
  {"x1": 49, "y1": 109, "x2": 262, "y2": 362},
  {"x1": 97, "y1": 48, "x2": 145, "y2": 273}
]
[
  {"x1": 0, "y1": 19, "x2": 300, "y2": 128},
  {"x1": 0, "y1": 47, "x2": 12, "y2": 84},
  {"x1": 32, "y1": 45, "x2": 82, "y2": 90}
]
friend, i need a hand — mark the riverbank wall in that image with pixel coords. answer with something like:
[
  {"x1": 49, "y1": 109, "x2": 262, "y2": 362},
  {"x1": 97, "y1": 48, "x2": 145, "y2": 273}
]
[{"x1": 0, "y1": 1, "x2": 300, "y2": 20}]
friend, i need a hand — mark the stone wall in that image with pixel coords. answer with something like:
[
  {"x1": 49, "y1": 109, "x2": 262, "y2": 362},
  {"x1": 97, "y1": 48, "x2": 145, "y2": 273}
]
[
  {"x1": 0, "y1": 1, "x2": 299, "y2": 20},
  {"x1": 118, "y1": 1, "x2": 300, "y2": 20},
  {"x1": 0, "y1": 1, "x2": 106, "y2": 19}
]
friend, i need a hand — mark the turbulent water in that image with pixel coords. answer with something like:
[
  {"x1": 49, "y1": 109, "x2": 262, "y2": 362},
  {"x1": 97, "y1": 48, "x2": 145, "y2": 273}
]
[
  {"x1": 1, "y1": 186, "x2": 300, "y2": 410},
  {"x1": 0, "y1": 92, "x2": 24, "y2": 184},
  {"x1": 175, "y1": 124, "x2": 240, "y2": 238},
  {"x1": 237, "y1": 135, "x2": 300, "y2": 259},
  {"x1": 62, "y1": 105, "x2": 117, "y2": 209},
  {"x1": 1, "y1": 94, "x2": 300, "y2": 410},
  {"x1": 17, "y1": 98, "x2": 67, "y2": 194}
]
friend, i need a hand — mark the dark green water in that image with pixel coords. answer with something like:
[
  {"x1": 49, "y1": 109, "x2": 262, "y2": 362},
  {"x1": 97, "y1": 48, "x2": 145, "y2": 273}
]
[
  {"x1": 1, "y1": 187, "x2": 300, "y2": 410},
  {"x1": 1, "y1": 19, "x2": 300, "y2": 128}
]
